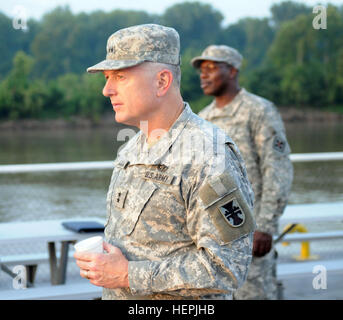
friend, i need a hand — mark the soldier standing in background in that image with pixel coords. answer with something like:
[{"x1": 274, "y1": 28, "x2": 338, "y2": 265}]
[
  {"x1": 192, "y1": 45, "x2": 293, "y2": 300},
  {"x1": 74, "y1": 25, "x2": 256, "y2": 299}
]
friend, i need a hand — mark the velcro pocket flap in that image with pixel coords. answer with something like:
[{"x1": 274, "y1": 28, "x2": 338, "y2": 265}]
[{"x1": 119, "y1": 182, "x2": 157, "y2": 236}]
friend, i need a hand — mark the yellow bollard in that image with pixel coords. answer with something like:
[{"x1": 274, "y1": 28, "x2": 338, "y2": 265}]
[{"x1": 282, "y1": 223, "x2": 319, "y2": 261}]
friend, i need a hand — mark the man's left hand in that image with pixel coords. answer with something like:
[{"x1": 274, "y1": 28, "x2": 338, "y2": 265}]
[
  {"x1": 74, "y1": 242, "x2": 129, "y2": 289},
  {"x1": 252, "y1": 231, "x2": 273, "y2": 257}
]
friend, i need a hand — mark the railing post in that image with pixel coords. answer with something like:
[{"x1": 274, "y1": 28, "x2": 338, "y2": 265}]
[{"x1": 282, "y1": 224, "x2": 319, "y2": 261}]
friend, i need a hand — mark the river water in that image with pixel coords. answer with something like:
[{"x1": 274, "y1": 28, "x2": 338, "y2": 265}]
[{"x1": 0, "y1": 121, "x2": 342, "y2": 223}]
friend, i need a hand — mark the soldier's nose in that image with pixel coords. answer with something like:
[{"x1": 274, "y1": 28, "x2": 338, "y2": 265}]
[{"x1": 103, "y1": 80, "x2": 117, "y2": 97}]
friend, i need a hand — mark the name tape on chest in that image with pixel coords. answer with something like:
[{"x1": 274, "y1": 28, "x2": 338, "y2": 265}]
[{"x1": 143, "y1": 170, "x2": 174, "y2": 184}]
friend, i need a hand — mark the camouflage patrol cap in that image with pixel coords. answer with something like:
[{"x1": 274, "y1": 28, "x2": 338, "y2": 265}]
[
  {"x1": 87, "y1": 24, "x2": 180, "y2": 73},
  {"x1": 191, "y1": 45, "x2": 243, "y2": 70}
]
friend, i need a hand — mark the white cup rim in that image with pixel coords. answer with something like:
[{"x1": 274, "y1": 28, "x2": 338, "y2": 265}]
[{"x1": 74, "y1": 236, "x2": 103, "y2": 251}]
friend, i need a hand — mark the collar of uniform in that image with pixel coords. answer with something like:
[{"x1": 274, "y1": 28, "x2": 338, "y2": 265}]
[
  {"x1": 123, "y1": 102, "x2": 192, "y2": 166},
  {"x1": 209, "y1": 88, "x2": 246, "y2": 118}
]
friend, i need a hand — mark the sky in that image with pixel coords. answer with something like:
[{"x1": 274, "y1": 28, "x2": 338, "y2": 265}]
[{"x1": 2, "y1": 0, "x2": 343, "y2": 26}]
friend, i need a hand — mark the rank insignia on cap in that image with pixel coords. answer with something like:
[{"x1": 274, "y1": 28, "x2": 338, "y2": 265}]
[
  {"x1": 273, "y1": 136, "x2": 286, "y2": 153},
  {"x1": 219, "y1": 198, "x2": 245, "y2": 228}
]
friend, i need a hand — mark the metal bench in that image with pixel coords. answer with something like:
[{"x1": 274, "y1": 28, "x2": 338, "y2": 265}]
[
  {"x1": 1, "y1": 252, "x2": 75, "y2": 284},
  {"x1": 280, "y1": 202, "x2": 343, "y2": 224},
  {"x1": 0, "y1": 219, "x2": 104, "y2": 285},
  {"x1": 277, "y1": 230, "x2": 343, "y2": 243},
  {"x1": 0, "y1": 281, "x2": 102, "y2": 300},
  {"x1": 274, "y1": 230, "x2": 343, "y2": 261},
  {"x1": 276, "y1": 230, "x2": 343, "y2": 281},
  {"x1": 278, "y1": 259, "x2": 343, "y2": 279}
]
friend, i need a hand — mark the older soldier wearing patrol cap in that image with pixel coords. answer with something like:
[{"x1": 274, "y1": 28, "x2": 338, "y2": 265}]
[
  {"x1": 192, "y1": 45, "x2": 293, "y2": 300},
  {"x1": 74, "y1": 24, "x2": 256, "y2": 300}
]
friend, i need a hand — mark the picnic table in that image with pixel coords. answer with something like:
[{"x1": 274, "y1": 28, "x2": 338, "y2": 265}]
[{"x1": 0, "y1": 218, "x2": 104, "y2": 285}]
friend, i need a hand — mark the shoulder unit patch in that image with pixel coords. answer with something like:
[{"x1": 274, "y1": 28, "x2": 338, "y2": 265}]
[
  {"x1": 219, "y1": 198, "x2": 245, "y2": 228},
  {"x1": 273, "y1": 135, "x2": 286, "y2": 153}
]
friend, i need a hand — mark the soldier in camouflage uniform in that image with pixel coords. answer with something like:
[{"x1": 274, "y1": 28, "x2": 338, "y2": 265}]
[
  {"x1": 74, "y1": 25, "x2": 256, "y2": 300},
  {"x1": 192, "y1": 45, "x2": 293, "y2": 300}
]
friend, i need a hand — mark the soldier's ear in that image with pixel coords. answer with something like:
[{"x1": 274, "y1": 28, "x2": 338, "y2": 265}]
[
  {"x1": 156, "y1": 69, "x2": 173, "y2": 97},
  {"x1": 229, "y1": 67, "x2": 239, "y2": 80}
]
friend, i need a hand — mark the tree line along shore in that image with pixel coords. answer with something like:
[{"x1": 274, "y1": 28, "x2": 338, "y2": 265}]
[
  {"x1": 1, "y1": 107, "x2": 342, "y2": 131},
  {"x1": 1, "y1": 1, "x2": 343, "y2": 122}
]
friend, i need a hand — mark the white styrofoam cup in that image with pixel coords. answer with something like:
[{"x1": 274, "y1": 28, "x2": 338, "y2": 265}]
[{"x1": 74, "y1": 236, "x2": 103, "y2": 253}]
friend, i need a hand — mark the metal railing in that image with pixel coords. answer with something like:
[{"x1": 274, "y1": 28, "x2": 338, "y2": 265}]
[
  {"x1": 0, "y1": 161, "x2": 114, "y2": 174},
  {"x1": 290, "y1": 152, "x2": 343, "y2": 162},
  {"x1": 1, "y1": 151, "x2": 343, "y2": 173}
]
